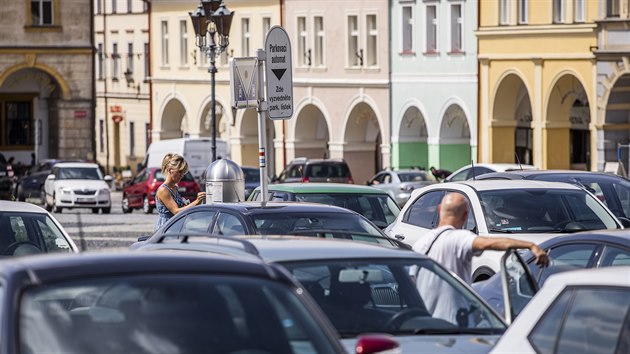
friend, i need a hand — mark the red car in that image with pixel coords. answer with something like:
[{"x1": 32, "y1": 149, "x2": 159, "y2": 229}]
[{"x1": 122, "y1": 167, "x2": 201, "y2": 214}]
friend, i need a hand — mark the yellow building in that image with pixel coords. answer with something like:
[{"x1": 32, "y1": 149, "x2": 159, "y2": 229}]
[{"x1": 477, "y1": 1, "x2": 599, "y2": 170}]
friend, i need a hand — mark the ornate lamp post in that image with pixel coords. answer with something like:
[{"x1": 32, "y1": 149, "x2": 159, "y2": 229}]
[{"x1": 189, "y1": 0, "x2": 234, "y2": 161}]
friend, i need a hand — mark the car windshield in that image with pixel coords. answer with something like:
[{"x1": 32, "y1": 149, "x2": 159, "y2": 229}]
[
  {"x1": 280, "y1": 258, "x2": 506, "y2": 336},
  {"x1": 479, "y1": 189, "x2": 619, "y2": 233},
  {"x1": 20, "y1": 274, "x2": 338, "y2": 354},
  {"x1": 155, "y1": 171, "x2": 195, "y2": 182},
  {"x1": 57, "y1": 167, "x2": 102, "y2": 180},
  {"x1": 0, "y1": 212, "x2": 72, "y2": 256},
  {"x1": 252, "y1": 212, "x2": 383, "y2": 236},
  {"x1": 398, "y1": 172, "x2": 431, "y2": 182},
  {"x1": 293, "y1": 193, "x2": 399, "y2": 227}
]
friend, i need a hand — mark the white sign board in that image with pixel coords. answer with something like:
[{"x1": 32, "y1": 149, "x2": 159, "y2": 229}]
[
  {"x1": 230, "y1": 57, "x2": 258, "y2": 109},
  {"x1": 265, "y1": 26, "x2": 293, "y2": 119}
]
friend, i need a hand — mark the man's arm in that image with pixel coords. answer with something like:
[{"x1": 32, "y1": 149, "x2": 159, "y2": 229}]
[{"x1": 472, "y1": 236, "x2": 550, "y2": 267}]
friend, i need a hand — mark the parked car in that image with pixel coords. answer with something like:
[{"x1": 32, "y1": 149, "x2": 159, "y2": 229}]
[
  {"x1": 131, "y1": 202, "x2": 401, "y2": 249},
  {"x1": 384, "y1": 180, "x2": 623, "y2": 281},
  {"x1": 248, "y1": 183, "x2": 400, "y2": 229},
  {"x1": 0, "y1": 200, "x2": 79, "y2": 256},
  {"x1": 476, "y1": 169, "x2": 630, "y2": 220},
  {"x1": 43, "y1": 162, "x2": 113, "y2": 214},
  {"x1": 122, "y1": 167, "x2": 201, "y2": 214},
  {"x1": 473, "y1": 229, "x2": 630, "y2": 318},
  {"x1": 274, "y1": 157, "x2": 354, "y2": 184},
  {"x1": 490, "y1": 256, "x2": 630, "y2": 354},
  {"x1": 445, "y1": 163, "x2": 537, "y2": 182},
  {"x1": 12, "y1": 159, "x2": 83, "y2": 202},
  {"x1": 1, "y1": 251, "x2": 395, "y2": 354},
  {"x1": 135, "y1": 236, "x2": 508, "y2": 354},
  {"x1": 367, "y1": 169, "x2": 437, "y2": 207}
]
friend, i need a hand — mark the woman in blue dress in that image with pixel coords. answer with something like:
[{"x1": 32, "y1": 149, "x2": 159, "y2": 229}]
[{"x1": 154, "y1": 153, "x2": 206, "y2": 231}]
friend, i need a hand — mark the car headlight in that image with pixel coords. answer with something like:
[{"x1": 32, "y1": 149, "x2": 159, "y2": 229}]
[
  {"x1": 60, "y1": 187, "x2": 72, "y2": 194},
  {"x1": 99, "y1": 188, "x2": 111, "y2": 195},
  {"x1": 400, "y1": 185, "x2": 415, "y2": 192}
]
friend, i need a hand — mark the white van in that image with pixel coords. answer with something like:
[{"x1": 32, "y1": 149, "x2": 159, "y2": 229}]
[{"x1": 143, "y1": 138, "x2": 229, "y2": 179}]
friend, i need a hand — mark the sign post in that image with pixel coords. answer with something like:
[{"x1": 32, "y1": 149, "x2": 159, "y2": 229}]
[{"x1": 264, "y1": 26, "x2": 293, "y2": 120}]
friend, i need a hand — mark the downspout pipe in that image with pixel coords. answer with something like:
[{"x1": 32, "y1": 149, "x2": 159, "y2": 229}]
[{"x1": 90, "y1": 0, "x2": 96, "y2": 163}]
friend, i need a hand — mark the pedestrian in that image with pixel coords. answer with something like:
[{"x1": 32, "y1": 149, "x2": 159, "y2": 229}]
[
  {"x1": 414, "y1": 192, "x2": 549, "y2": 323},
  {"x1": 430, "y1": 166, "x2": 452, "y2": 182},
  {"x1": 6, "y1": 157, "x2": 15, "y2": 180},
  {"x1": 154, "y1": 153, "x2": 206, "y2": 231}
]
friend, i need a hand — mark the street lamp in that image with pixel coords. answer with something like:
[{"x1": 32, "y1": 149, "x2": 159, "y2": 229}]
[{"x1": 189, "y1": 0, "x2": 234, "y2": 162}]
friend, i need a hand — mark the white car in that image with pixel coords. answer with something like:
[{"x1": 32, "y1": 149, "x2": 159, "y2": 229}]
[
  {"x1": 384, "y1": 180, "x2": 623, "y2": 281},
  {"x1": 491, "y1": 261, "x2": 630, "y2": 354},
  {"x1": 445, "y1": 163, "x2": 537, "y2": 182},
  {"x1": 43, "y1": 162, "x2": 113, "y2": 214},
  {"x1": 0, "y1": 200, "x2": 79, "y2": 255}
]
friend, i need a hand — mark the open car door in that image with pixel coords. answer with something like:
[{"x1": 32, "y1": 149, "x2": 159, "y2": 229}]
[{"x1": 500, "y1": 249, "x2": 539, "y2": 324}]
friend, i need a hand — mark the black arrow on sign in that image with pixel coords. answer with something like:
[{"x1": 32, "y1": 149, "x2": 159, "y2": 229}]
[{"x1": 272, "y1": 69, "x2": 286, "y2": 81}]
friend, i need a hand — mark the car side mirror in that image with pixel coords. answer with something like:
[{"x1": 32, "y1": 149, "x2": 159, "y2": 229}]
[
  {"x1": 46, "y1": 174, "x2": 56, "y2": 181},
  {"x1": 104, "y1": 175, "x2": 113, "y2": 182},
  {"x1": 500, "y1": 249, "x2": 538, "y2": 325},
  {"x1": 618, "y1": 216, "x2": 630, "y2": 228},
  {"x1": 136, "y1": 235, "x2": 150, "y2": 243},
  {"x1": 366, "y1": 180, "x2": 372, "y2": 186}
]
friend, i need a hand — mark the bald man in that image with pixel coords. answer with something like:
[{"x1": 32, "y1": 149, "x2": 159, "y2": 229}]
[{"x1": 413, "y1": 192, "x2": 549, "y2": 284}]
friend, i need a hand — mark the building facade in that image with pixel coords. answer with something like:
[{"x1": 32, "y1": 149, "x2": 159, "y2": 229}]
[
  {"x1": 94, "y1": 0, "x2": 151, "y2": 175},
  {"x1": 0, "y1": 0, "x2": 94, "y2": 167},
  {"x1": 390, "y1": 0, "x2": 478, "y2": 172},
  {"x1": 283, "y1": 0, "x2": 391, "y2": 184},
  {"x1": 478, "y1": 1, "x2": 599, "y2": 170}
]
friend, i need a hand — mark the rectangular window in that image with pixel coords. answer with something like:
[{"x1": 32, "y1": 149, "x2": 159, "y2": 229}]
[
  {"x1": 426, "y1": 5, "x2": 437, "y2": 53},
  {"x1": 127, "y1": 0, "x2": 131, "y2": 13},
  {"x1": 161, "y1": 21, "x2": 169, "y2": 66},
  {"x1": 127, "y1": 43, "x2": 134, "y2": 76},
  {"x1": 97, "y1": 43, "x2": 104, "y2": 80},
  {"x1": 111, "y1": 0, "x2": 117, "y2": 14},
  {"x1": 129, "y1": 121, "x2": 135, "y2": 157},
  {"x1": 219, "y1": 49, "x2": 229, "y2": 66},
  {"x1": 180, "y1": 20, "x2": 188, "y2": 66},
  {"x1": 297, "y1": 16, "x2": 307, "y2": 66},
  {"x1": 518, "y1": 0, "x2": 528, "y2": 24},
  {"x1": 143, "y1": 42, "x2": 149, "y2": 80},
  {"x1": 262, "y1": 17, "x2": 271, "y2": 44},
  {"x1": 553, "y1": 0, "x2": 564, "y2": 23},
  {"x1": 365, "y1": 14, "x2": 377, "y2": 67},
  {"x1": 499, "y1": 0, "x2": 510, "y2": 25},
  {"x1": 30, "y1": 0, "x2": 54, "y2": 26},
  {"x1": 112, "y1": 43, "x2": 119, "y2": 80},
  {"x1": 241, "y1": 18, "x2": 250, "y2": 56},
  {"x1": 347, "y1": 15, "x2": 359, "y2": 67},
  {"x1": 145, "y1": 123, "x2": 150, "y2": 154},
  {"x1": 5, "y1": 101, "x2": 33, "y2": 146},
  {"x1": 143, "y1": 0, "x2": 148, "y2": 13},
  {"x1": 607, "y1": 0, "x2": 620, "y2": 17},
  {"x1": 450, "y1": 4, "x2": 462, "y2": 52},
  {"x1": 99, "y1": 120, "x2": 105, "y2": 153},
  {"x1": 96, "y1": 0, "x2": 102, "y2": 14},
  {"x1": 314, "y1": 16, "x2": 324, "y2": 67},
  {"x1": 574, "y1": 0, "x2": 585, "y2": 22},
  {"x1": 402, "y1": 5, "x2": 413, "y2": 53}
]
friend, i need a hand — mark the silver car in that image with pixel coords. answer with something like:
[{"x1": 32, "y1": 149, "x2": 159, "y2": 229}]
[{"x1": 367, "y1": 169, "x2": 437, "y2": 207}]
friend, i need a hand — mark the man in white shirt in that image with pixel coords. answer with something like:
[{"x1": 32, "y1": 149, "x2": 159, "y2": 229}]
[{"x1": 414, "y1": 192, "x2": 549, "y2": 324}]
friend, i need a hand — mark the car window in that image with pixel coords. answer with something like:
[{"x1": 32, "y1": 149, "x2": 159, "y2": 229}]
[
  {"x1": 599, "y1": 245, "x2": 630, "y2": 267},
  {"x1": 0, "y1": 214, "x2": 71, "y2": 256},
  {"x1": 287, "y1": 165, "x2": 304, "y2": 179},
  {"x1": 270, "y1": 192, "x2": 291, "y2": 202},
  {"x1": 613, "y1": 183, "x2": 630, "y2": 218},
  {"x1": 242, "y1": 168, "x2": 259, "y2": 183},
  {"x1": 540, "y1": 287, "x2": 630, "y2": 354},
  {"x1": 448, "y1": 168, "x2": 470, "y2": 182},
  {"x1": 35, "y1": 217, "x2": 72, "y2": 253},
  {"x1": 467, "y1": 167, "x2": 493, "y2": 180},
  {"x1": 536, "y1": 244, "x2": 598, "y2": 285},
  {"x1": 214, "y1": 213, "x2": 245, "y2": 236},
  {"x1": 305, "y1": 163, "x2": 350, "y2": 178},
  {"x1": 403, "y1": 191, "x2": 445, "y2": 229},
  {"x1": 382, "y1": 173, "x2": 392, "y2": 184},
  {"x1": 252, "y1": 212, "x2": 383, "y2": 236},
  {"x1": 398, "y1": 172, "x2": 429, "y2": 182},
  {"x1": 528, "y1": 288, "x2": 574, "y2": 354},
  {"x1": 165, "y1": 211, "x2": 216, "y2": 234},
  {"x1": 20, "y1": 275, "x2": 338, "y2": 354}
]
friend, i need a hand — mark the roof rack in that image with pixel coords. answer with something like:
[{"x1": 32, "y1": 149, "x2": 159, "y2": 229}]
[{"x1": 155, "y1": 233, "x2": 260, "y2": 256}]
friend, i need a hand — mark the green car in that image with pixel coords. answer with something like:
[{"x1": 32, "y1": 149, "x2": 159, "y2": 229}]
[{"x1": 248, "y1": 183, "x2": 400, "y2": 229}]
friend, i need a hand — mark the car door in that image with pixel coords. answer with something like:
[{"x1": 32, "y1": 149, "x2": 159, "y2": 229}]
[{"x1": 387, "y1": 190, "x2": 446, "y2": 245}]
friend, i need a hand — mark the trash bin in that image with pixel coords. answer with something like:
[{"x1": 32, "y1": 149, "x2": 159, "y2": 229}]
[{"x1": 204, "y1": 159, "x2": 245, "y2": 203}]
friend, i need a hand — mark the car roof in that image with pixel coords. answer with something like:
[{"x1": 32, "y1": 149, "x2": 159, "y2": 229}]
[
  {"x1": 53, "y1": 162, "x2": 100, "y2": 168},
  {"x1": 261, "y1": 183, "x2": 388, "y2": 194},
  {"x1": 0, "y1": 250, "x2": 284, "y2": 283},
  {"x1": 0, "y1": 201, "x2": 50, "y2": 213},
  {"x1": 187, "y1": 201, "x2": 360, "y2": 215},
  {"x1": 454, "y1": 180, "x2": 582, "y2": 192},
  {"x1": 544, "y1": 265, "x2": 630, "y2": 287}
]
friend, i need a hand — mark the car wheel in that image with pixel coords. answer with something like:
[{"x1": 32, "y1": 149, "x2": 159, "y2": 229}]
[
  {"x1": 122, "y1": 195, "x2": 132, "y2": 214},
  {"x1": 15, "y1": 184, "x2": 26, "y2": 202},
  {"x1": 51, "y1": 194, "x2": 62, "y2": 213},
  {"x1": 143, "y1": 196, "x2": 153, "y2": 214},
  {"x1": 41, "y1": 187, "x2": 49, "y2": 209},
  {"x1": 92, "y1": 208, "x2": 100, "y2": 214},
  {"x1": 102, "y1": 207, "x2": 111, "y2": 214}
]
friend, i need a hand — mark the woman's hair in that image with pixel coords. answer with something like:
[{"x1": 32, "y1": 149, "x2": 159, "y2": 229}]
[{"x1": 161, "y1": 153, "x2": 189, "y2": 176}]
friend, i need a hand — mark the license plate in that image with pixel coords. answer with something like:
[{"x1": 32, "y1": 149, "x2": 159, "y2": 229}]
[{"x1": 77, "y1": 198, "x2": 93, "y2": 202}]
